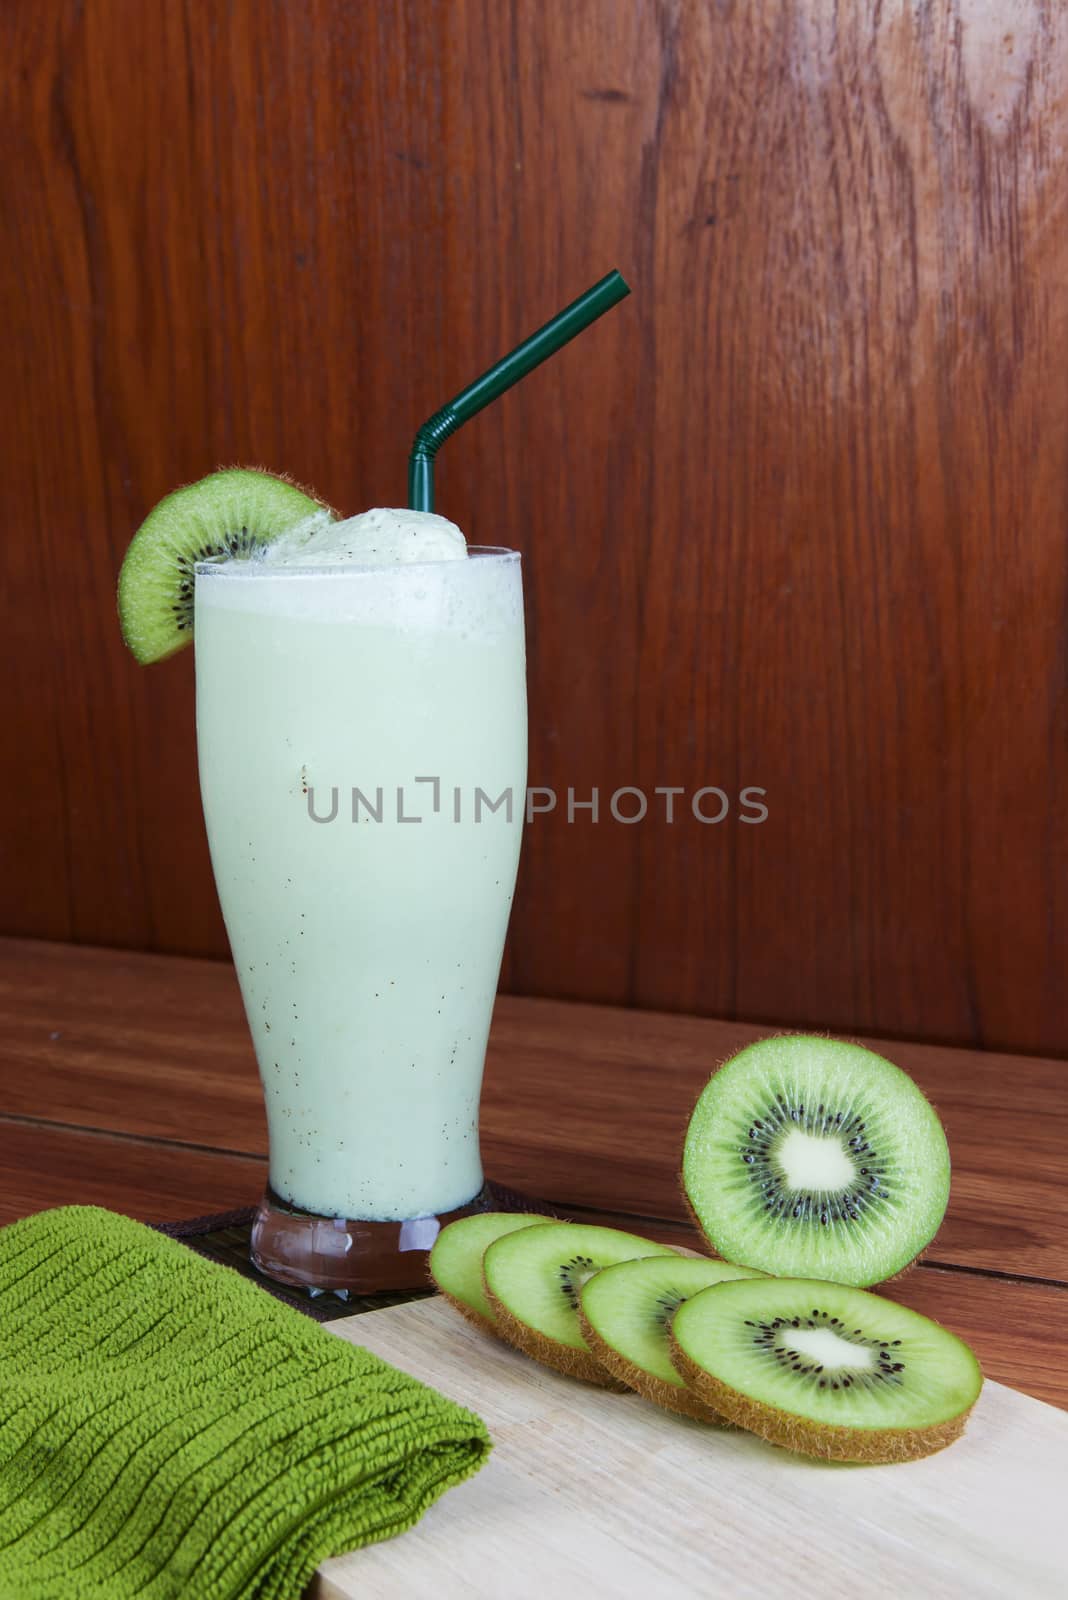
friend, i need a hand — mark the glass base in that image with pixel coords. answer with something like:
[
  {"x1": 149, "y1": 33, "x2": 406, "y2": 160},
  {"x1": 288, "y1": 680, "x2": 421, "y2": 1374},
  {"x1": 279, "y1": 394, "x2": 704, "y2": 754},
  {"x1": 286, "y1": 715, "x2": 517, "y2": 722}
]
[{"x1": 250, "y1": 1182, "x2": 495, "y2": 1294}]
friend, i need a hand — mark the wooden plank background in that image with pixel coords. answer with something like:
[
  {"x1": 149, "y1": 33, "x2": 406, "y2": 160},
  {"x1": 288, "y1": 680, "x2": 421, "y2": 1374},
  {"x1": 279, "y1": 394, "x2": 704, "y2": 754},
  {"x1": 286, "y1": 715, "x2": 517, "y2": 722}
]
[{"x1": 3, "y1": 2, "x2": 1067, "y2": 1055}]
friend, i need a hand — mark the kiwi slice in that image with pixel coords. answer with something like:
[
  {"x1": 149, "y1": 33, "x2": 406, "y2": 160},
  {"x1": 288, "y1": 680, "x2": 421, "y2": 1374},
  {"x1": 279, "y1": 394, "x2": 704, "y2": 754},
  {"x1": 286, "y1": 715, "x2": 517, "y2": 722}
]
[
  {"x1": 670, "y1": 1276, "x2": 982, "y2": 1463},
  {"x1": 429, "y1": 1211, "x2": 552, "y2": 1332},
  {"x1": 683, "y1": 1035, "x2": 950, "y2": 1286},
  {"x1": 577, "y1": 1255, "x2": 766, "y2": 1422},
  {"x1": 482, "y1": 1222, "x2": 678, "y2": 1388},
  {"x1": 117, "y1": 467, "x2": 333, "y2": 663}
]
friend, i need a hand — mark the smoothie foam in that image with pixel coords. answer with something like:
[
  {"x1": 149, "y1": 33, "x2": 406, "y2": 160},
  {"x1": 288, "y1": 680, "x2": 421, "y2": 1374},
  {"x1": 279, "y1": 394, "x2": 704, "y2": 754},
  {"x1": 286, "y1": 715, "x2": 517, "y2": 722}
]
[{"x1": 261, "y1": 506, "x2": 467, "y2": 568}]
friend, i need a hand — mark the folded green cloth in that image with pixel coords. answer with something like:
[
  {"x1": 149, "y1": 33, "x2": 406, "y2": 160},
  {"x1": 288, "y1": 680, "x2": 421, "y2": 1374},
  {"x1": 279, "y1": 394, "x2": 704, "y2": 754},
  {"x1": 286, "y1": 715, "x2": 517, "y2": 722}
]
[{"x1": 0, "y1": 1206, "x2": 490, "y2": 1599}]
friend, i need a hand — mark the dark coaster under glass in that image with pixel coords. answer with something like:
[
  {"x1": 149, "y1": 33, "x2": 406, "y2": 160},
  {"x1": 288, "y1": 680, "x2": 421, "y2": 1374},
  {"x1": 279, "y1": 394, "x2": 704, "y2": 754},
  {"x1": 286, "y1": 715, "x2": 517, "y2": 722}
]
[{"x1": 249, "y1": 1182, "x2": 499, "y2": 1294}]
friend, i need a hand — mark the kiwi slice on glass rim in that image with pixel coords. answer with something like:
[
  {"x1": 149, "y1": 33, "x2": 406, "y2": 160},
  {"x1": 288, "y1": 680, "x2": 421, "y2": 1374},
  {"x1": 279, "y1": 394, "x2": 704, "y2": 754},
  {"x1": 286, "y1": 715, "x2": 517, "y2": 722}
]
[
  {"x1": 577, "y1": 1255, "x2": 766, "y2": 1423},
  {"x1": 683, "y1": 1035, "x2": 950, "y2": 1287},
  {"x1": 117, "y1": 467, "x2": 334, "y2": 663},
  {"x1": 670, "y1": 1276, "x2": 982, "y2": 1463},
  {"x1": 481, "y1": 1222, "x2": 678, "y2": 1388},
  {"x1": 429, "y1": 1211, "x2": 553, "y2": 1333}
]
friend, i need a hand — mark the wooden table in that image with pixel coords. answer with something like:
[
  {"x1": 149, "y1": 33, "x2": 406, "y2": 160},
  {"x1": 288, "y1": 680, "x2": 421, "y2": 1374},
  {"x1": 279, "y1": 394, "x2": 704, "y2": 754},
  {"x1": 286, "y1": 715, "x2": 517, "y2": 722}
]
[{"x1": 1, "y1": 936, "x2": 1065, "y2": 1410}]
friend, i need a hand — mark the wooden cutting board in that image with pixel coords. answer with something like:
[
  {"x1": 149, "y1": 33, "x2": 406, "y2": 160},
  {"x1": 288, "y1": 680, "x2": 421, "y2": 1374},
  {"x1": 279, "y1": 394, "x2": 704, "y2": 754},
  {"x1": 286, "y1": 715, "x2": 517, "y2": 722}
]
[{"x1": 315, "y1": 1296, "x2": 1066, "y2": 1599}]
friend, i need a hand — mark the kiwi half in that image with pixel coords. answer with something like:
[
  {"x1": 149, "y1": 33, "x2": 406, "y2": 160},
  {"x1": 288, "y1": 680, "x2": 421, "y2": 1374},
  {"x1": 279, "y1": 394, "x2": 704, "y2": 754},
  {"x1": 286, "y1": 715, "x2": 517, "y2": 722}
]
[
  {"x1": 682, "y1": 1035, "x2": 950, "y2": 1286},
  {"x1": 577, "y1": 1255, "x2": 766, "y2": 1422},
  {"x1": 118, "y1": 467, "x2": 333, "y2": 663},
  {"x1": 429, "y1": 1211, "x2": 552, "y2": 1332},
  {"x1": 482, "y1": 1222, "x2": 678, "y2": 1387},
  {"x1": 670, "y1": 1276, "x2": 982, "y2": 1463}
]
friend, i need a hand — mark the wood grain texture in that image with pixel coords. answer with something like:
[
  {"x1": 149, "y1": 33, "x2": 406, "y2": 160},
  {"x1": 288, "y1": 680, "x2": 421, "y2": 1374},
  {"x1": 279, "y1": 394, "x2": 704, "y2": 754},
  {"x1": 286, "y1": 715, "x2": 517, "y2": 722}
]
[
  {"x1": 0, "y1": 938, "x2": 265, "y2": 1150},
  {"x1": 317, "y1": 1297, "x2": 1068, "y2": 1598},
  {"x1": 1, "y1": 936, "x2": 1064, "y2": 1280},
  {"x1": 0, "y1": 1120, "x2": 263, "y2": 1226},
  {"x1": 0, "y1": 936, "x2": 1064, "y2": 1405},
  {"x1": 2, "y1": 4, "x2": 1068, "y2": 1053},
  {"x1": 482, "y1": 996, "x2": 1068, "y2": 1282},
  {"x1": 0, "y1": 1117, "x2": 1061, "y2": 1411},
  {"x1": 880, "y1": 1266, "x2": 1068, "y2": 1413}
]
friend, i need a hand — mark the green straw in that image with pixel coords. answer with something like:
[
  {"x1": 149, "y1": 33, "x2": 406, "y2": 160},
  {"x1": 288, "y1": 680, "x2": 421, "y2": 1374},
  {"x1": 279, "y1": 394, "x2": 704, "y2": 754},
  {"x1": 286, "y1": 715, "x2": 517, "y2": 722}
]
[{"x1": 408, "y1": 269, "x2": 631, "y2": 511}]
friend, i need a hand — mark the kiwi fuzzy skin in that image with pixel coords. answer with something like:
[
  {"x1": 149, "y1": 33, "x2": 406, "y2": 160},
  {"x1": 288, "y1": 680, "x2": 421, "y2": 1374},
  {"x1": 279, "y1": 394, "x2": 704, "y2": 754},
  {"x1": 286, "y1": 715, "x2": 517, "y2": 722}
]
[
  {"x1": 233, "y1": 464, "x2": 336, "y2": 511},
  {"x1": 179, "y1": 463, "x2": 338, "y2": 517},
  {"x1": 576, "y1": 1309, "x2": 728, "y2": 1422},
  {"x1": 435, "y1": 1288, "x2": 498, "y2": 1338},
  {"x1": 483, "y1": 1288, "x2": 629, "y2": 1390},
  {"x1": 668, "y1": 1339, "x2": 979, "y2": 1463},
  {"x1": 680, "y1": 1031, "x2": 949, "y2": 1288}
]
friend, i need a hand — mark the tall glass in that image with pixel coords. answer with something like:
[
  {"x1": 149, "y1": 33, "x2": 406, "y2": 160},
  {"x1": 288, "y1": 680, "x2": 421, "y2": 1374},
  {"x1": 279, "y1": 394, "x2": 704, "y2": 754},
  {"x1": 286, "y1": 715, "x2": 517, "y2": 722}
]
[{"x1": 194, "y1": 549, "x2": 526, "y2": 1291}]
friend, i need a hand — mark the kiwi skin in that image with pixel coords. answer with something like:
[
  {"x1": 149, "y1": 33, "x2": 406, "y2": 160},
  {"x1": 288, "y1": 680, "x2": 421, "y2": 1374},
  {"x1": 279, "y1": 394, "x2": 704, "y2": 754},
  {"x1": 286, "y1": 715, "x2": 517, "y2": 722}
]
[
  {"x1": 483, "y1": 1293, "x2": 630, "y2": 1390},
  {"x1": 667, "y1": 1340, "x2": 980, "y2": 1465},
  {"x1": 576, "y1": 1309, "x2": 727, "y2": 1421},
  {"x1": 436, "y1": 1286, "x2": 498, "y2": 1339}
]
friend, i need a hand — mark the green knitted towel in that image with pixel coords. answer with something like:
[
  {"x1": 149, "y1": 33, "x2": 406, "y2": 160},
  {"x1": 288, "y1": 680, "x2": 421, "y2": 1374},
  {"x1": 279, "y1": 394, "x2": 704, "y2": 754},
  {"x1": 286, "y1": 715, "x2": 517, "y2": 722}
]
[{"x1": 0, "y1": 1206, "x2": 490, "y2": 1599}]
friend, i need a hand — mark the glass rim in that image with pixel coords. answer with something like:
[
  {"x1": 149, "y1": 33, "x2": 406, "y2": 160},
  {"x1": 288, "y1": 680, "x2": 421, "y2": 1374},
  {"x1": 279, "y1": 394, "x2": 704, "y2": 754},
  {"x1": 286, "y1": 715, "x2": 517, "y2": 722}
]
[{"x1": 194, "y1": 545, "x2": 519, "y2": 579}]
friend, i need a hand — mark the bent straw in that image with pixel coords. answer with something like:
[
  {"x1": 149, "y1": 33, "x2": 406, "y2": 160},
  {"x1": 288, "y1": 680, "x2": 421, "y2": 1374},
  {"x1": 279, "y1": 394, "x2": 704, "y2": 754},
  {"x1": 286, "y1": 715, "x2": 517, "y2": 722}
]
[{"x1": 408, "y1": 270, "x2": 630, "y2": 512}]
